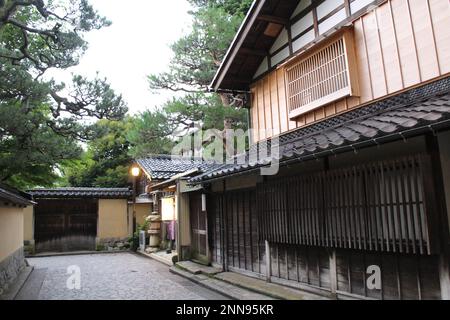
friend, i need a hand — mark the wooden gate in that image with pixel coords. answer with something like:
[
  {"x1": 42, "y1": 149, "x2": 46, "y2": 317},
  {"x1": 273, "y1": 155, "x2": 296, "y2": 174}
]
[
  {"x1": 211, "y1": 189, "x2": 266, "y2": 274},
  {"x1": 35, "y1": 199, "x2": 98, "y2": 253}
]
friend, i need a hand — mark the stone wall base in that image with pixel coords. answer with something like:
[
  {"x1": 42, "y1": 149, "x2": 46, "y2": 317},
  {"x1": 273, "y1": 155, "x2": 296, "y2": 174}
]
[
  {"x1": 0, "y1": 247, "x2": 25, "y2": 295},
  {"x1": 96, "y1": 237, "x2": 131, "y2": 252}
]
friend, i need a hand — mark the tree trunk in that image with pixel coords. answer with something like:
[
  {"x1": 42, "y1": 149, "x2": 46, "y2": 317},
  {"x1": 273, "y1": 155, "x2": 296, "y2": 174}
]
[{"x1": 220, "y1": 93, "x2": 235, "y2": 159}]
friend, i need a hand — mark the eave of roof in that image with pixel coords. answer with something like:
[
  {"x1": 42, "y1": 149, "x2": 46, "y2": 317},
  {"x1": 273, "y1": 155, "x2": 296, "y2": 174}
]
[
  {"x1": 0, "y1": 184, "x2": 34, "y2": 207},
  {"x1": 29, "y1": 188, "x2": 132, "y2": 199},
  {"x1": 211, "y1": 0, "x2": 303, "y2": 92},
  {"x1": 210, "y1": 0, "x2": 266, "y2": 92},
  {"x1": 193, "y1": 76, "x2": 450, "y2": 183},
  {"x1": 136, "y1": 155, "x2": 221, "y2": 181}
]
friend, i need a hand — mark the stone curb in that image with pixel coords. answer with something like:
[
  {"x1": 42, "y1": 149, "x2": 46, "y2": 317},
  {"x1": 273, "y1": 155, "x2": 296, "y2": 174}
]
[
  {"x1": 135, "y1": 251, "x2": 174, "y2": 267},
  {"x1": 169, "y1": 266, "x2": 238, "y2": 300},
  {"x1": 214, "y1": 273, "x2": 326, "y2": 300}
]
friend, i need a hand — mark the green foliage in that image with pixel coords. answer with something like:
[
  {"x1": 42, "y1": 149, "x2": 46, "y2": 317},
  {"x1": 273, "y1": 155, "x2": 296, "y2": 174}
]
[
  {"x1": 148, "y1": 0, "x2": 252, "y2": 143},
  {"x1": 95, "y1": 244, "x2": 105, "y2": 252},
  {"x1": 64, "y1": 119, "x2": 133, "y2": 188},
  {"x1": 129, "y1": 220, "x2": 150, "y2": 252},
  {"x1": 0, "y1": 101, "x2": 82, "y2": 189},
  {"x1": 165, "y1": 93, "x2": 247, "y2": 133},
  {"x1": 149, "y1": 5, "x2": 246, "y2": 92},
  {"x1": 187, "y1": 0, "x2": 253, "y2": 16},
  {"x1": 0, "y1": 1, "x2": 127, "y2": 136},
  {"x1": 0, "y1": 0, "x2": 128, "y2": 188},
  {"x1": 127, "y1": 109, "x2": 175, "y2": 158}
]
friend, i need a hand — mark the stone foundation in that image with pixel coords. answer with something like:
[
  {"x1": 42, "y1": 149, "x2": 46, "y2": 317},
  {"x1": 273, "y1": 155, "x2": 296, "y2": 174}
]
[
  {"x1": 0, "y1": 247, "x2": 25, "y2": 295},
  {"x1": 96, "y1": 238, "x2": 131, "y2": 252}
]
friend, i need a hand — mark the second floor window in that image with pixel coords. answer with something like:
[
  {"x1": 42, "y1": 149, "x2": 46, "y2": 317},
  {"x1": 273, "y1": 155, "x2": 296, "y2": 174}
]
[{"x1": 286, "y1": 29, "x2": 359, "y2": 119}]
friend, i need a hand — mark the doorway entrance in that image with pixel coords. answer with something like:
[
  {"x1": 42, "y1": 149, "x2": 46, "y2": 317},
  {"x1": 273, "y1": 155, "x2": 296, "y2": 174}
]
[{"x1": 190, "y1": 193, "x2": 209, "y2": 264}]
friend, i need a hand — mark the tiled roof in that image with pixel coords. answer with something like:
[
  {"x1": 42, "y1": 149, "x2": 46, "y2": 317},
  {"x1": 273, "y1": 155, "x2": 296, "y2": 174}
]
[
  {"x1": 137, "y1": 155, "x2": 218, "y2": 180},
  {"x1": 29, "y1": 188, "x2": 132, "y2": 199},
  {"x1": 191, "y1": 77, "x2": 450, "y2": 183},
  {"x1": 0, "y1": 184, "x2": 34, "y2": 206}
]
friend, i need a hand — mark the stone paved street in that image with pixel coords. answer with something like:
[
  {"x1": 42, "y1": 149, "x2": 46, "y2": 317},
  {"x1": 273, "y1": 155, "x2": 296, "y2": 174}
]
[{"x1": 17, "y1": 253, "x2": 228, "y2": 300}]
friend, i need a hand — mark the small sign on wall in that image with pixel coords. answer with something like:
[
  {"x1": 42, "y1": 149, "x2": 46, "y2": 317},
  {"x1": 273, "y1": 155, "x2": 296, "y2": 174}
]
[{"x1": 201, "y1": 194, "x2": 207, "y2": 212}]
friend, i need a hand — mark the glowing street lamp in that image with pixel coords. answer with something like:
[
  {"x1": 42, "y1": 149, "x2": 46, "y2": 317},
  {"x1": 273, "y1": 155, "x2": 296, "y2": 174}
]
[
  {"x1": 131, "y1": 166, "x2": 141, "y2": 235},
  {"x1": 131, "y1": 167, "x2": 140, "y2": 177}
]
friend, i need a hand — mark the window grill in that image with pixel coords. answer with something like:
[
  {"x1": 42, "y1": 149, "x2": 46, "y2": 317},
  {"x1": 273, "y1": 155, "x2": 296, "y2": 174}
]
[{"x1": 285, "y1": 32, "x2": 358, "y2": 118}]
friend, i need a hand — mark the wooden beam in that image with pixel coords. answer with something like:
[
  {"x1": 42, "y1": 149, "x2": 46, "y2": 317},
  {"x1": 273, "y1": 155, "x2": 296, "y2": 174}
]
[
  {"x1": 225, "y1": 76, "x2": 254, "y2": 84},
  {"x1": 257, "y1": 14, "x2": 289, "y2": 26},
  {"x1": 240, "y1": 47, "x2": 268, "y2": 57}
]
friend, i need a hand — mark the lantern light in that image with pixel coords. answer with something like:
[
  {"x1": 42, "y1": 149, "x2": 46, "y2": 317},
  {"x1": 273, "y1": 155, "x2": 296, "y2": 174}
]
[{"x1": 131, "y1": 167, "x2": 140, "y2": 177}]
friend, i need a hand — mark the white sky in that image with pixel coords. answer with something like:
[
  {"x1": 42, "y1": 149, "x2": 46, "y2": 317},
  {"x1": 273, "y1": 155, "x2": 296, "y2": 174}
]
[{"x1": 49, "y1": 0, "x2": 193, "y2": 115}]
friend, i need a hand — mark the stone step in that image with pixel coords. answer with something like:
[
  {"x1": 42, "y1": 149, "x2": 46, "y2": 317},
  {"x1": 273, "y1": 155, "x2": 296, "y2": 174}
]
[
  {"x1": 169, "y1": 267, "x2": 275, "y2": 300},
  {"x1": 215, "y1": 272, "x2": 329, "y2": 300},
  {"x1": 176, "y1": 261, "x2": 222, "y2": 276}
]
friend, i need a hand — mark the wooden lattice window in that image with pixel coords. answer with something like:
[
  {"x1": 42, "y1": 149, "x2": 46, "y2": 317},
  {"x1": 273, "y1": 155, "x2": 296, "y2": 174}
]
[
  {"x1": 285, "y1": 30, "x2": 359, "y2": 119},
  {"x1": 257, "y1": 154, "x2": 440, "y2": 255}
]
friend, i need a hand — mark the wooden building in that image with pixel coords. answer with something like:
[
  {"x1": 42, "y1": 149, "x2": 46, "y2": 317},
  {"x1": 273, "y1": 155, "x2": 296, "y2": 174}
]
[
  {"x1": 190, "y1": 0, "x2": 450, "y2": 300},
  {"x1": 0, "y1": 184, "x2": 34, "y2": 295},
  {"x1": 134, "y1": 155, "x2": 218, "y2": 261}
]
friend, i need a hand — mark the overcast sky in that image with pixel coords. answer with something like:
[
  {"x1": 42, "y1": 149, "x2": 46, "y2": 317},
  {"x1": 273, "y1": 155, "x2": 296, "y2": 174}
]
[{"x1": 50, "y1": 0, "x2": 193, "y2": 115}]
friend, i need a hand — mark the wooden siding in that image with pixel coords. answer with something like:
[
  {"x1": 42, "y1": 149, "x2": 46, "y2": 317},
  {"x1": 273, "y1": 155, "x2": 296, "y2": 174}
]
[
  {"x1": 250, "y1": 0, "x2": 450, "y2": 142},
  {"x1": 209, "y1": 183, "x2": 442, "y2": 299}
]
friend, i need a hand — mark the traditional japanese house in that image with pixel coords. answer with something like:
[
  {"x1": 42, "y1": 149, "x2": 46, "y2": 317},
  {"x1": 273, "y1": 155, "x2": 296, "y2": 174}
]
[
  {"x1": 0, "y1": 184, "x2": 34, "y2": 294},
  {"x1": 134, "y1": 155, "x2": 219, "y2": 262},
  {"x1": 190, "y1": 0, "x2": 450, "y2": 300}
]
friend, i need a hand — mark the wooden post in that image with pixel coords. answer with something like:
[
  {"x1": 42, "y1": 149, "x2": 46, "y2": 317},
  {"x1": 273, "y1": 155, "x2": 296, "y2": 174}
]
[
  {"x1": 265, "y1": 240, "x2": 271, "y2": 283},
  {"x1": 175, "y1": 181, "x2": 181, "y2": 261},
  {"x1": 329, "y1": 249, "x2": 338, "y2": 299},
  {"x1": 436, "y1": 131, "x2": 450, "y2": 299}
]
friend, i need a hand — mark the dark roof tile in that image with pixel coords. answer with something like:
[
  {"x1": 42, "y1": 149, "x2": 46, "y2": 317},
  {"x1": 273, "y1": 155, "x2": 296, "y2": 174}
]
[
  {"x1": 137, "y1": 155, "x2": 220, "y2": 180},
  {"x1": 29, "y1": 188, "x2": 132, "y2": 199}
]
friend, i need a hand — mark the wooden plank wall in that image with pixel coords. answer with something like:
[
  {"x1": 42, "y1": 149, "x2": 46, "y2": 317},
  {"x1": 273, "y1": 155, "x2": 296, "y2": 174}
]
[
  {"x1": 336, "y1": 249, "x2": 441, "y2": 299},
  {"x1": 270, "y1": 244, "x2": 332, "y2": 290},
  {"x1": 210, "y1": 190, "x2": 266, "y2": 275},
  {"x1": 250, "y1": 0, "x2": 450, "y2": 143}
]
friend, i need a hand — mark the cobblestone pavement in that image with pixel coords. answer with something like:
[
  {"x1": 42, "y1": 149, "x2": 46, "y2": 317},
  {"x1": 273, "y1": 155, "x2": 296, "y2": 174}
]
[{"x1": 19, "y1": 253, "x2": 228, "y2": 300}]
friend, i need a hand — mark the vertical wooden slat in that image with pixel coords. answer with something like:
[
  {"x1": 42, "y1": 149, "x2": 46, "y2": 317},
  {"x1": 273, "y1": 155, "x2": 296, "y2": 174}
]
[
  {"x1": 415, "y1": 159, "x2": 431, "y2": 254},
  {"x1": 386, "y1": 161, "x2": 397, "y2": 253},
  {"x1": 411, "y1": 158, "x2": 423, "y2": 255},
  {"x1": 399, "y1": 159, "x2": 410, "y2": 254}
]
